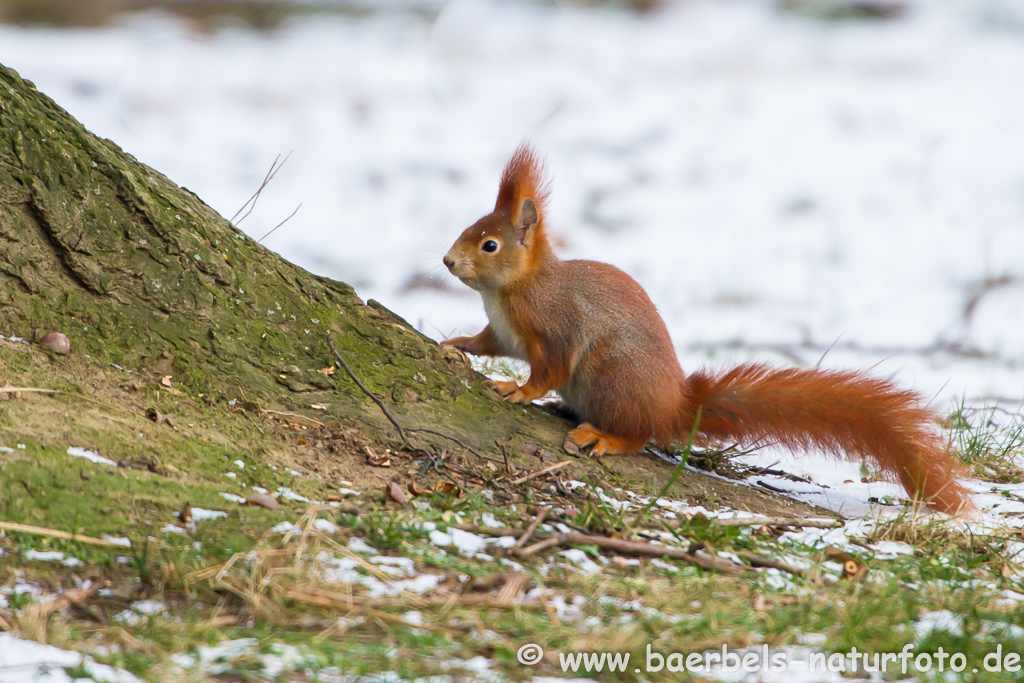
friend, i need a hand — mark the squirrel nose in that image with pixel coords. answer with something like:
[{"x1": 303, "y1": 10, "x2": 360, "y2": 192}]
[{"x1": 443, "y1": 255, "x2": 455, "y2": 270}]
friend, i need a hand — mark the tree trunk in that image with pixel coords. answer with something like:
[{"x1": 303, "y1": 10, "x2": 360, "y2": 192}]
[{"x1": 0, "y1": 63, "x2": 825, "y2": 517}]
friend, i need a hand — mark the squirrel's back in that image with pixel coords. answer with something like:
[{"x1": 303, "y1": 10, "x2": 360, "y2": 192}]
[{"x1": 522, "y1": 258, "x2": 687, "y2": 443}]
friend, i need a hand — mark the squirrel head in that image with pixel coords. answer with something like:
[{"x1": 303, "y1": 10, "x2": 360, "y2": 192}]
[{"x1": 444, "y1": 143, "x2": 552, "y2": 292}]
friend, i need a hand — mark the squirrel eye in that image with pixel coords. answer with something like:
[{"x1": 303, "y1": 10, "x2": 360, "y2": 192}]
[{"x1": 481, "y1": 240, "x2": 499, "y2": 253}]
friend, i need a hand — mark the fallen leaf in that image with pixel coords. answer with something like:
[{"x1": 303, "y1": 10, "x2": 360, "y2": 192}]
[
  {"x1": 39, "y1": 332, "x2": 70, "y2": 355},
  {"x1": 244, "y1": 493, "x2": 280, "y2": 511},
  {"x1": 366, "y1": 446, "x2": 390, "y2": 467},
  {"x1": 435, "y1": 481, "x2": 462, "y2": 498},
  {"x1": 317, "y1": 366, "x2": 336, "y2": 375},
  {"x1": 310, "y1": 403, "x2": 328, "y2": 411},
  {"x1": 389, "y1": 482, "x2": 408, "y2": 505},
  {"x1": 145, "y1": 408, "x2": 168, "y2": 425},
  {"x1": 161, "y1": 375, "x2": 173, "y2": 387},
  {"x1": 408, "y1": 482, "x2": 430, "y2": 496}
]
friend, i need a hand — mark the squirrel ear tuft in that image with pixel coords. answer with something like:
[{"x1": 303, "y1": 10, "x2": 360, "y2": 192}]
[
  {"x1": 496, "y1": 142, "x2": 551, "y2": 216},
  {"x1": 514, "y1": 197, "x2": 539, "y2": 245}
]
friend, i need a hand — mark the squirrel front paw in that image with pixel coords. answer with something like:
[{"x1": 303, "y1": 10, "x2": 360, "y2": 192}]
[
  {"x1": 487, "y1": 379, "x2": 522, "y2": 399},
  {"x1": 441, "y1": 336, "x2": 475, "y2": 353},
  {"x1": 489, "y1": 380, "x2": 543, "y2": 404}
]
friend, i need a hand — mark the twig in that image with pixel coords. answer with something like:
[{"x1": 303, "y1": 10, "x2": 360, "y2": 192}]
[
  {"x1": 511, "y1": 460, "x2": 571, "y2": 485},
  {"x1": 707, "y1": 517, "x2": 841, "y2": 529},
  {"x1": 454, "y1": 524, "x2": 753, "y2": 574},
  {"x1": 326, "y1": 334, "x2": 501, "y2": 463},
  {"x1": 0, "y1": 521, "x2": 124, "y2": 548},
  {"x1": 512, "y1": 507, "x2": 548, "y2": 554},
  {"x1": 734, "y1": 551, "x2": 810, "y2": 578},
  {"x1": 261, "y1": 409, "x2": 325, "y2": 427},
  {"x1": 756, "y1": 479, "x2": 790, "y2": 494},
  {"x1": 258, "y1": 203, "x2": 302, "y2": 243},
  {"x1": 231, "y1": 151, "x2": 292, "y2": 224},
  {"x1": 518, "y1": 534, "x2": 566, "y2": 557},
  {"x1": 327, "y1": 334, "x2": 407, "y2": 440},
  {"x1": 741, "y1": 466, "x2": 812, "y2": 484},
  {"x1": 498, "y1": 441, "x2": 516, "y2": 476},
  {"x1": 406, "y1": 427, "x2": 500, "y2": 463},
  {"x1": 559, "y1": 531, "x2": 753, "y2": 574}
]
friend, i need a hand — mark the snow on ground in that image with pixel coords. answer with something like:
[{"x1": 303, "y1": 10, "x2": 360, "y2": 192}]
[
  {"x1": 1, "y1": 2, "x2": 1023, "y2": 521},
  {"x1": 0, "y1": 633, "x2": 140, "y2": 683}
]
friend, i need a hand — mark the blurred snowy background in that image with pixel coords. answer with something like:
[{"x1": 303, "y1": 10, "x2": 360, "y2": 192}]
[{"x1": 1, "y1": 0, "x2": 1023, "y2": 409}]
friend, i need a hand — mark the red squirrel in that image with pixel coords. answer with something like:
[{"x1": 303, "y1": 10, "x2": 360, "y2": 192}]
[{"x1": 442, "y1": 143, "x2": 972, "y2": 514}]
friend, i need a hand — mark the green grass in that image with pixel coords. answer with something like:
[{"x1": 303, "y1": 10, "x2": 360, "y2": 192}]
[
  {"x1": 948, "y1": 398, "x2": 1024, "y2": 483},
  {"x1": 4, "y1": 353, "x2": 1024, "y2": 682}
]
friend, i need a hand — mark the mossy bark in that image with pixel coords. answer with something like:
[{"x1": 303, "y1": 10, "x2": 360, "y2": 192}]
[{"x1": 0, "y1": 63, "x2": 830, "y2": 516}]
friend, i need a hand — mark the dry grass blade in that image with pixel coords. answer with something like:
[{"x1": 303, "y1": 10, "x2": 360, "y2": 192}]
[
  {"x1": 0, "y1": 521, "x2": 125, "y2": 547},
  {"x1": 0, "y1": 386, "x2": 60, "y2": 394},
  {"x1": 511, "y1": 460, "x2": 571, "y2": 485}
]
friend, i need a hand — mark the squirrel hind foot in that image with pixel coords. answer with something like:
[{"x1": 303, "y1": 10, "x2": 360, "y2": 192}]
[{"x1": 566, "y1": 423, "x2": 647, "y2": 456}]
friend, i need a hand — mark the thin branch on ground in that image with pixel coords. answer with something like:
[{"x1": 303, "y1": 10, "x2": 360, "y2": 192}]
[
  {"x1": 511, "y1": 507, "x2": 548, "y2": 554},
  {"x1": 326, "y1": 333, "x2": 502, "y2": 464},
  {"x1": 518, "y1": 535, "x2": 566, "y2": 557},
  {"x1": 706, "y1": 516, "x2": 841, "y2": 529},
  {"x1": 457, "y1": 523, "x2": 753, "y2": 574},
  {"x1": 734, "y1": 551, "x2": 811, "y2": 578},
  {"x1": 510, "y1": 460, "x2": 571, "y2": 485}
]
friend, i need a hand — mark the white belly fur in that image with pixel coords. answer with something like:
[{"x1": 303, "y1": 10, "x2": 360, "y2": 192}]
[{"x1": 482, "y1": 292, "x2": 527, "y2": 360}]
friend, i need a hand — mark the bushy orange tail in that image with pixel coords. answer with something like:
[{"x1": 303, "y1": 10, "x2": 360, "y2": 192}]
[{"x1": 680, "y1": 363, "x2": 972, "y2": 514}]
